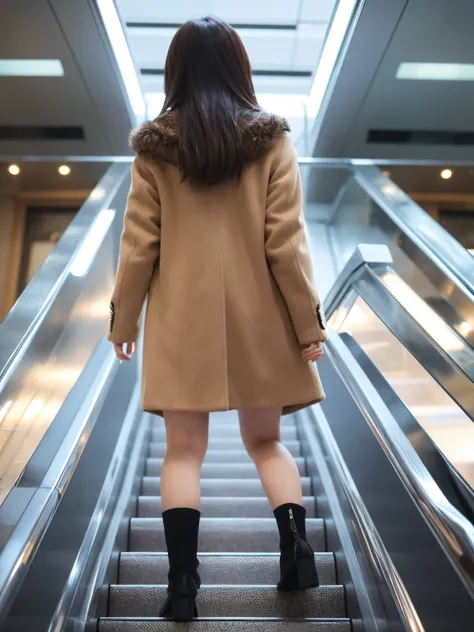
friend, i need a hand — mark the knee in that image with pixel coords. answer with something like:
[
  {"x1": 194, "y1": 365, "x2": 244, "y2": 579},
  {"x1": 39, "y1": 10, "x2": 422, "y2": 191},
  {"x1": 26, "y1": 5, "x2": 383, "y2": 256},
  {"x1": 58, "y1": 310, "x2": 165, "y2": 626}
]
[
  {"x1": 244, "y1": 436, "x2": 279, "y2": 462},
  {"x1": 166, "y1": 435, "x2": 208, "y2": 464}
]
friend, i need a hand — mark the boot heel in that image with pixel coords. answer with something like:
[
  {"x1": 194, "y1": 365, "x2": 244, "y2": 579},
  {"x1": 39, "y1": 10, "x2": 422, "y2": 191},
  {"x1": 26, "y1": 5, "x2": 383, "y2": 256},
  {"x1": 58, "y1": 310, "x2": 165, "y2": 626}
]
[
  {"x1": 171, "y1": 596, "x2": 197, "y2": 621},
  {"x1": 296, "y1": 554, "x2": 319, "y2": 589}
]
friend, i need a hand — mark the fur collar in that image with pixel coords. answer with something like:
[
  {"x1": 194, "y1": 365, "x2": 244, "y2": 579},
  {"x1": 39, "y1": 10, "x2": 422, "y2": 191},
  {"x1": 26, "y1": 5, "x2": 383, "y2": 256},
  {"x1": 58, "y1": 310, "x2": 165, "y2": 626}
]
[{"x1": 129, "y1": 110, "x2": 290, "y2": 165}]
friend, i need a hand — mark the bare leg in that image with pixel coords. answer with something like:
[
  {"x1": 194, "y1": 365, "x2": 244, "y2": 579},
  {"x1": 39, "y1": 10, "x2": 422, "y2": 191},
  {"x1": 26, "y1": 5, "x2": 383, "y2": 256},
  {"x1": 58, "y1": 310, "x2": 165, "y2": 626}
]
[
  {"x1": 238, "y1": 407, "x2": 303, "y2": 509},
  {"x1": 161, "y1": 411, "x2": 209, "y2": 511}
]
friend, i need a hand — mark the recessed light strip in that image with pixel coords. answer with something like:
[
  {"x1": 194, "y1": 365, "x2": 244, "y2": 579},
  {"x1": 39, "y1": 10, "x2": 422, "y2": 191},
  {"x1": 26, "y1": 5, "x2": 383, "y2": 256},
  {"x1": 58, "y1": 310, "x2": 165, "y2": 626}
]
[
  {"x1": 0, "y1": 59, "x2": 64, "y2": 77},
  {"x1": 306, "y1": 0, "x2": 359, "y2": 122},
  {"x1": 397, "y1": 62, "x2": 474, "y2": 81},
  {"x1": 96, "y1": 0, "x2": 146, "y2": 122}
]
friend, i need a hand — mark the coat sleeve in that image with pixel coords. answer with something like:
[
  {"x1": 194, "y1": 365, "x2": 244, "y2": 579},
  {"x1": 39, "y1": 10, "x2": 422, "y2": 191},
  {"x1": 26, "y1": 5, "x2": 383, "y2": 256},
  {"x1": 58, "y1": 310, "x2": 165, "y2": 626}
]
[
  {"x1": 107, "y1": 157, "x2": 161, "y2": 343},
  {"x1": 264, "y1": 135, "x2": 327, "y2": 345}
]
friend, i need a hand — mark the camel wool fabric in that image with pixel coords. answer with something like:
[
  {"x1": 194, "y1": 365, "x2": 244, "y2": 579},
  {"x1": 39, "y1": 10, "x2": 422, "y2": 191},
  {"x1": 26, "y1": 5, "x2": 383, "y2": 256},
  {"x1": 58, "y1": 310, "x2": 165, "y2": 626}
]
[{"x1": 107, "y1": 110, "x2": 327, "y2": 416}]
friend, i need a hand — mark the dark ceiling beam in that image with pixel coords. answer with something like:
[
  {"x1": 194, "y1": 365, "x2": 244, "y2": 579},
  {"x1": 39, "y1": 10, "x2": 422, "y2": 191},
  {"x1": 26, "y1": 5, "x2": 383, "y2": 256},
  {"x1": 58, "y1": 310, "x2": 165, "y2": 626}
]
[
  {"x1": 127, "y1": 22, "x2": 297, "y2": 31},
  {"x1": 141, "y1": 69, "x2": 312, "y2": 78}
]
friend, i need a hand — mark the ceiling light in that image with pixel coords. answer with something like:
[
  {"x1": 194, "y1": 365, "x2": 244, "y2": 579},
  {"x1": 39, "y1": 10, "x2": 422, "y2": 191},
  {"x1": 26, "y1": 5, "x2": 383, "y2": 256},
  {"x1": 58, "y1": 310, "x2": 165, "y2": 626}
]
[
  {"x1": 397, "y1": 62, "x2": 474, "y2": 81},
  {"x1": 440, "y1": 168, "x2": 453, "y2": 180},
  {"x1": 96, "y1": 0, "x2": 146, "y2": 122},
  {"x1": 0, "y1": 59, "x2": 64, "y2": 77},
  {"x1": 58, "y1": 165, "x2": 71, "y2": 176},
  {"x1": 307, "y1": 0, "x2": 358, "y2": 122},
  {"x1": 8, "y1": 164, "x2": 20, "y2": 176}
]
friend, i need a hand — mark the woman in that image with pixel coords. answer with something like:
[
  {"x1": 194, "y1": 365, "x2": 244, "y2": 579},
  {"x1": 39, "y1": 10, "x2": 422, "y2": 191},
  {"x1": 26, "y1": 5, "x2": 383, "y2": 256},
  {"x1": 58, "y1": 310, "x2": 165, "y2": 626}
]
[{"x1": 108, "y1": 16, "x2": 327, "y2": 622}]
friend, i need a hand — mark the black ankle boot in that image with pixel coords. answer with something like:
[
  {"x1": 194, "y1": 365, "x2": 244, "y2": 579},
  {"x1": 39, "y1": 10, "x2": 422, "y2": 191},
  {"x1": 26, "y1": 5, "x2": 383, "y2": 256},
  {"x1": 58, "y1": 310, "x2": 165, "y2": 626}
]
[
  {"x1": 274, "y1": 503, "x2": 319, "y2": 591},
  {"x1": 159, "y1": 508, "x2": 201, "y2": 621}
]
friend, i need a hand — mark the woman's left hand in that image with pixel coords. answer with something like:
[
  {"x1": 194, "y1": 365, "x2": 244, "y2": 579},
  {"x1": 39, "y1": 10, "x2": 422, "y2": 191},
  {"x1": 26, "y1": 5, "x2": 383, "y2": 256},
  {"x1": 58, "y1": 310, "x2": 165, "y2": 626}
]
[
  {"x1": 302, "y1": 341, "x2": 324, "y2": 362},
  {"x1": 113, "y1": 342, "x2": 136, "y2": 362}
]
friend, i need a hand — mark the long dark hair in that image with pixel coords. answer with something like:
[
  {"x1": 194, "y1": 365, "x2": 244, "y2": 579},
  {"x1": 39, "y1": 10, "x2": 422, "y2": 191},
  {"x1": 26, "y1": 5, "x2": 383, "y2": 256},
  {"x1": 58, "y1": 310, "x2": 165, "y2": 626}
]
[{"x1": 161, "y1": 16, "x2": 260, "y2": 186}]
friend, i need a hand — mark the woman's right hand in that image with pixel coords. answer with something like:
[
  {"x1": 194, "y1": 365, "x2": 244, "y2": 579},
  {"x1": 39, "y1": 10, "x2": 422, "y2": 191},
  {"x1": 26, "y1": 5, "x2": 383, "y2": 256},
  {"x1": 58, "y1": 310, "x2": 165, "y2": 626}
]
[
  {"x1": 113, "y1": 342, "x2": 136, "y2": 362},
  {"x1": 302, "y1": 342, "x2": 324, "y2": 362}
]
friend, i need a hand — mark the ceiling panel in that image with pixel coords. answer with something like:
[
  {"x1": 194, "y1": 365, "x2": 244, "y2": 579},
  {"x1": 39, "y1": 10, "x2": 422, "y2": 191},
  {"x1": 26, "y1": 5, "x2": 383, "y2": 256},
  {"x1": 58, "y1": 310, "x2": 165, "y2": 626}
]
[
  {"x1": 292, "y1": 24, "x2": 326, "y2": 69},
  {"x1": 120, "y1": 0, "x2": 300, "y2": 25},
  {"x1": 118, "y1": 0, "x2": 336, "y2": 122},
  {"x1": 314, "y1": 0, "x2": 474, "y2": 161},
  {"x1": 129, "y1": 27, "x2": 297, "y2": 71},
  {"x1": 348, "y1": 0, "x2": 474, "y2": 159},
  {"x1": 0, "y1": 0, "x2": 105, "y2": 150},
  {"x1": 0, "y1": 0, "x2": 136, "y2": 156},
  {"x1": 141, "y1": 74, "x2": 311, "y2": 97},
  {"x1": 128, "y1": 28, "x2": 176, "y2": 68},
  {"x1": 299, "y1": 0, "x2": 337, "y2": 23}
]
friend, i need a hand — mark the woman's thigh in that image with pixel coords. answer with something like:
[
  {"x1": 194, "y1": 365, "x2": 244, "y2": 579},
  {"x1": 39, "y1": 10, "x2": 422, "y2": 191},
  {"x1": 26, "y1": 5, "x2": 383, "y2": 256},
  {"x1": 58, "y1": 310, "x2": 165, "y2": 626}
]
[{"x1": 163, "y1": 411, "x2": 209, "y2": 457}]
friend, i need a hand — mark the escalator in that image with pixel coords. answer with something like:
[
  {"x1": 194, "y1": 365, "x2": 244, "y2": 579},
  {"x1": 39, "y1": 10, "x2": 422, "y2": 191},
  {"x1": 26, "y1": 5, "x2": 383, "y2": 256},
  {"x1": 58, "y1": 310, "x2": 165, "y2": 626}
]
[
  {"x1": 100, "y1": 411, "x2": 350, "y2": 631},
  {"x1": 0, "y1": 160, "x2": 473, "y2": 632}
]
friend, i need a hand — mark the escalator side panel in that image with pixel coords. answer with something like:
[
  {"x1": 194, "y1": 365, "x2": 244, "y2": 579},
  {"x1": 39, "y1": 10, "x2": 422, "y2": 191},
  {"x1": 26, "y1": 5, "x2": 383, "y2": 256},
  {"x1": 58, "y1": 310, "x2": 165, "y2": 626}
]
[
  {"x1": 0, "y1": 360, "x2": 138, "y2": 632},
  {"x1": 341, "y1": 333, "x2": 472, "y2": 520},
  {"x1": 317, "y1": 355, "x2": 474, "y2": 632}
]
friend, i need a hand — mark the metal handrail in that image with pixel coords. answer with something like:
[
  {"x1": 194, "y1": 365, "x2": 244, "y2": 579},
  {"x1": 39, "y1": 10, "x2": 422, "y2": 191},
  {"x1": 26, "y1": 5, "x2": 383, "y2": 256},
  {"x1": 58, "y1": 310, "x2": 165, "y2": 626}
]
[
  {"x1": 302, "y1": 405, "x2": 425, "y2": 632},
  {"x1": 0, "y1": 338, "x2": 118, "y2": 622},
  {"x1": 2, "y1": 155, "x2": 474, "y2": 166},
  {"x1": 325, "y1": 328, "x2": 474, "y2": 600},
  {"x1": 353, "y1": 165, "x2": 474, "y2": 299},
  {"x1": 324, "y1": 246, "x2": 474, "y2": 387},
  {"x1": 0, "y1": 162, "x2": 129, "y2": 389}
]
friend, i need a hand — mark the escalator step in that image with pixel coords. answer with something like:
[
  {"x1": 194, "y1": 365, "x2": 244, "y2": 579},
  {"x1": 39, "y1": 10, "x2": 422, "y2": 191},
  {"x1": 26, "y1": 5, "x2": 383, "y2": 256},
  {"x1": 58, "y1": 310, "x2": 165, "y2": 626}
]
[
  {"x1": 141, "y1": 477, "x2": 313, "y2": 497},
  {"x1": 152, "y1": 413, "x2": 296, "y2": 426},
  {"x1": 148, "y1": 443, "x2": 302, "y2": 459},
  {"x1": 207, "y1": 438, "x2": 302, "y2": 452},
  {"x1": 99, "y1": 619, "x2": 351, "y2": 631},
  {"x1": 119, "y1": 552, "x2": 336, "y2": 586},
  {"x1": 145, "y1": 458, "x2": 306, "y2": 478},
  {"x1": 151, "y1": 425, "x2": 298, "y2": 441},
  {"x1": 129, "y1": 518, "x2": 325, "y2": 553},
  {"x1": 108, "y1": 585, "x2": 345, "y2": 618},
  {"x1": 137, "y1": 496, "x2": 316, "y2": 518}
]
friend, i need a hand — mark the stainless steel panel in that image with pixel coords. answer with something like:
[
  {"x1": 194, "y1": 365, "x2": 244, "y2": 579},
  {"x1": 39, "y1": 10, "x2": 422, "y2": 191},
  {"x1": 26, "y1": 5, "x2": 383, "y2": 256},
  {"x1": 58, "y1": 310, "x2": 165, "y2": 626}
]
[
  {"x1": 325, "y1": 248, "x2": 474, "y2": 494},
  {"x1": 315, "y1": 348, "x2": 474, "y2": 631},
  {"x1": 329, "y1": 168, "x2": 474, "y2": 347},
  {"x1": 325, "y1": 330, "x2": 474, "y2": 601},
  {"x1": 0, "y1": 164, "x2": 130, "y2": 506}
]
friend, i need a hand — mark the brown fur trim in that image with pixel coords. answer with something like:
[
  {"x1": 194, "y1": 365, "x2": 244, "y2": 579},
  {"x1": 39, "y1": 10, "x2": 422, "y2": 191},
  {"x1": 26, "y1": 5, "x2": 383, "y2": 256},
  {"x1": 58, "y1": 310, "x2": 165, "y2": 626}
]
[{"x1": 129, "y1": 110, "x2": 290, "y2": 165}]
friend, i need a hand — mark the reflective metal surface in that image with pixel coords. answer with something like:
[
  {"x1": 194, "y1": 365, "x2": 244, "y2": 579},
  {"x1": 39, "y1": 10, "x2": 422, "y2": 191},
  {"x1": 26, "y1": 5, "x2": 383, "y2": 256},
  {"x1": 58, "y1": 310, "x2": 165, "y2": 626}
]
[
  {"x1": 0, "y1": 164, "x2": 130, "y2": 506},
  {"x1": 321, "y1": 245, "x2": 474, "y2": 609},
  {"x1": 0, "y1": 163, "x2": 128, "y2": 381},
  {"x1": 337, "y1": 290, "x2": 474, "y2": 487},
  {"x1": 325, "y1": 246, "x2": 474, "y2": 493},
  {"x1": 0, "y1": 337, "x2": 117, "y2": 625},
  {"x1": 354, "y1": 269, "x2": 474, "y2": 413},
  {"x1": 49, "y1": 389, "x2": 145, "y2": 632},
  {"x1": 324, "y1": 244, "x2": 393, "y2": 313},
  {"x1": 4, "y1": 155, "x2": 474, "y2": 167},
  {"x1": 329, "y1": 167, "x2": 474, "y2": 347},
  {"x1": 299, "y1": 405, "x2": 424, "y2": 632},
  {"x1": 324, "y1": 329, "x2": 474, "y2": 600},
  {"x1": 355, "y1": 166, "x2": 474, "y2": 297},
  {"x1": 315, "y1": 348, "x2": 474, "y2": 631}
]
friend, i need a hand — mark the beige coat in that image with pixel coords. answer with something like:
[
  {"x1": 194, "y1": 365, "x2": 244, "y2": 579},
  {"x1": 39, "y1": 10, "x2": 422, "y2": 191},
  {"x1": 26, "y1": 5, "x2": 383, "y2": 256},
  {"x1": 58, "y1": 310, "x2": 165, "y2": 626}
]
[{"x1": 108, "y1": 111, "x2": 327, "y2": 416}]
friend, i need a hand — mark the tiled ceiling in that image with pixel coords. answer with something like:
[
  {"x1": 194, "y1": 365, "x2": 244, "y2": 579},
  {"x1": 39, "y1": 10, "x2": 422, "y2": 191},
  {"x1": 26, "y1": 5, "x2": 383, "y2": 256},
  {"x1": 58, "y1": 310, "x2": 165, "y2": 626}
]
[{"x1": 118, "y1": 0, "x2": 337, "y2": 100}]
